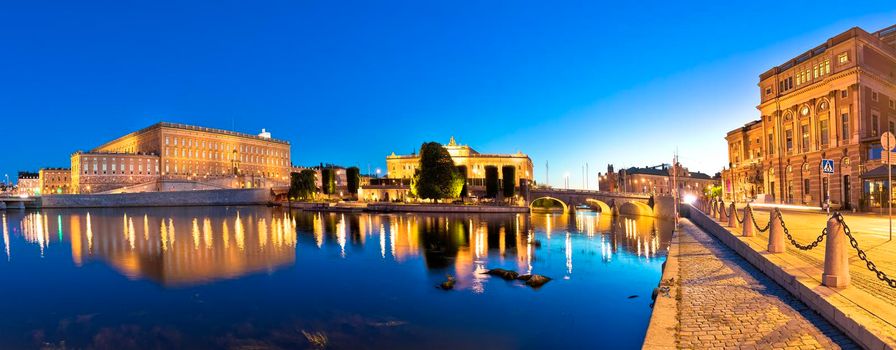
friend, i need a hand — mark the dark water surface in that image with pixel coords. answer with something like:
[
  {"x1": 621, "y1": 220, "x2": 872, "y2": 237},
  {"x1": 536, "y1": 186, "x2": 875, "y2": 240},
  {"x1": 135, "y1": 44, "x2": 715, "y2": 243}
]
[{"x1": 0, "y1": 207, "x2": 673, "y2": 350}]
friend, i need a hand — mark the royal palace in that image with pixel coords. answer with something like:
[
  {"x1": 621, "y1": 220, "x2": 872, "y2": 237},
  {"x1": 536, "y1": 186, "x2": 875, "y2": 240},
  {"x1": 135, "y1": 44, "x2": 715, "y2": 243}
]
[
  {"x1": 722, "y1": 24, "x2": 896, "y2": 212},
  {"x1": 34, "y1": 122, "x2": 291, "y2": 194}
]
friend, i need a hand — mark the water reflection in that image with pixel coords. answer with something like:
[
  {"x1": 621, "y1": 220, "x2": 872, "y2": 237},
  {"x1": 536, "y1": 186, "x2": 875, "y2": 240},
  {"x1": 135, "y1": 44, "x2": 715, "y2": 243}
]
[
  {"x1": 1, "y1": 207, "x2": 673, "y2": 349},
  {"x1": 8, "y1": 208, "x2": 670, "y2": 289}
]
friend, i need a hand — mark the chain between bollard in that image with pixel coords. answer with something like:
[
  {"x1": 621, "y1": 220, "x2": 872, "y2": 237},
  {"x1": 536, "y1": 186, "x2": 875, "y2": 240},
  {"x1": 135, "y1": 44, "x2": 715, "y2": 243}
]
[
  {"x1": 734, "y1": 206, "x2": 745, "y2": 224},
  {"x1": 836, "y1": 213, "x2": 896, "y2": 289},
  {"x1": 749, "y1": 206, "x2": 769, "y2": 232},
  {"x1": 777, "y1": 209, "x2": 826, "y2": 250}
]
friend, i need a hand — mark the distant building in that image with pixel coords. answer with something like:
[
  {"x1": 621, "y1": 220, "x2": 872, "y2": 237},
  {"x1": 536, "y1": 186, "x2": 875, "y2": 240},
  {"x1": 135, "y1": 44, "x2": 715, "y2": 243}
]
[
  {"x1": 16, "y1": 171, "x2": 39, "y2": 196},
  {"x1": 290, "y1": 164, "x2": 350, "y2": 196},
  {"x1": 39, "y1": 168, "x2": 71, "y2": 195},
  {"x1": 722, "y1": 24, "x2": 896, "y2": 211},
  {"x1": 365, "y1": 137, "x2": 534, "y2": 201},
  {"x1": 69, "y1": 122, "x2": 292, "y2": 194},
  {"x1": 600, "y1": 164, "x2": 718, "y2": 198}
]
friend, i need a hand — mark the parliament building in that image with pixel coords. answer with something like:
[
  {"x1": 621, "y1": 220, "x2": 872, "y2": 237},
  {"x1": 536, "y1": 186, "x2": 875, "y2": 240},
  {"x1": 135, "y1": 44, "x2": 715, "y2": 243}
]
[{"x1": 722, "y1": 24, "x2": 896, "y2": 211}]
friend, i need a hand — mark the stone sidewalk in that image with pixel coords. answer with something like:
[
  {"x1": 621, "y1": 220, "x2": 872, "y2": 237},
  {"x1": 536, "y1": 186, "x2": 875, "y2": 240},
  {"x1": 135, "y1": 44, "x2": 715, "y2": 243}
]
[{"x1": 671, "y1": 220, "x2": 857, "y2": 349}]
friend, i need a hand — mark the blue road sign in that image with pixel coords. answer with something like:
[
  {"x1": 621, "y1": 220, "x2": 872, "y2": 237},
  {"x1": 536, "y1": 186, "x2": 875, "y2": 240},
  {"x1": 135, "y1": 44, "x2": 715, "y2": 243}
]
[{"x1": 822, "y1": 159, "x2": 835, "y2": 174}]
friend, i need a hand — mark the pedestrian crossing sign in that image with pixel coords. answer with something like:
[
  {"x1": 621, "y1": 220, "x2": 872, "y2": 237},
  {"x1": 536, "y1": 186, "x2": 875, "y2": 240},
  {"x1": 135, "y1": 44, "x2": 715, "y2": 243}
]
[{"x1": 821, "y1": 159, "x2": 835, "y2": 174}]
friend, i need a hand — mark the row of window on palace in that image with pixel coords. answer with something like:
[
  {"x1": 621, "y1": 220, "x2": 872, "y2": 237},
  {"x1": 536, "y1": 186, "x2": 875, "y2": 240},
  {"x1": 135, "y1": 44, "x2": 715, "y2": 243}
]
[
  {"x1": 80, "y1": 159, "x2": 160, "y2": 175},
  {"x1": 770, "y1": 53, "x2": 849, "y2": 95},
  {"x1": 163, "y1": 136, "x2": 287, "y2": 159},
  {"x1": 733, "y1": 112, "x2": 896, "y2": 162},
  {"x1": 163, "y1": 147, "x2": 287, "y2": 166}
]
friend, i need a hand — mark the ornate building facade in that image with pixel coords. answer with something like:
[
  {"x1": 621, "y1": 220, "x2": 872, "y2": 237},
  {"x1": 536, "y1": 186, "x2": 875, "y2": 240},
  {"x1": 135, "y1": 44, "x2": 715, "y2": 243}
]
[
  {"x1": 600, "y1": 164, "x2": 717, "y2": 198},
  {"x1": 386, "y1": 137, "x2": 534, "y2": 187},
  {"x1": 70, "y1": 122, "x2": 292, "y2": 194},
  {"x1": 723, "y1": 25, "x2": 896, "y2": 211}
]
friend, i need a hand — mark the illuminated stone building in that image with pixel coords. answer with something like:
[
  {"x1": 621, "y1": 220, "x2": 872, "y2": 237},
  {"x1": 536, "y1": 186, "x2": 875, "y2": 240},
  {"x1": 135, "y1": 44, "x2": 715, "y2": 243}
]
[
  {"x1": 16, "y1": 171, "x2": 39, "y2": 196},
  {"x1": 722, "y1": 24, "x2": 896, "y2": 211},
  {"x1": 71, "y1": 152, "x2": 161, "y2": 194},
  {"x1": 38, "y1": 168, "x2": 71, "y2": 195},
  {"x1": 373, "y1": 137, "x2": 533, "y2": 200},
  {"x1": 600, "y1": 164, "x2": 717, "y2": 198},
  {"x1": 70, "y1": 122, "x2": 291, "y2": 194}
]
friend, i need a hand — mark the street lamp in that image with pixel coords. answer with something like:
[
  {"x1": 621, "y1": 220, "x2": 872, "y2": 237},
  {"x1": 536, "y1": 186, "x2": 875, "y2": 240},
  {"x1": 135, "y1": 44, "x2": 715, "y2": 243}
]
[{"x1": 375, "y1": 168, "x2": 381, "y2": 178}]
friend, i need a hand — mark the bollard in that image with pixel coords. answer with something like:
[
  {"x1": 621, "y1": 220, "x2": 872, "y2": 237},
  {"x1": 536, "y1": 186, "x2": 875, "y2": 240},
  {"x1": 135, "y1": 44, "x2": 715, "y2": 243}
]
[
  {"x1": 719, "y1": 201, "x2": 728, "y2": 222},
  {"x1": 727, "y1": 203, "x2": 738, "y2": 229},
  {"x1": 822, "y1": 215, "x2": 850, "y2": 287},
  {"x1": 767, "y1": 209, "x2": 786, "y2": 253},
  {"x1": 742, "y1": 206, "x2": 754, "y2": 237}
]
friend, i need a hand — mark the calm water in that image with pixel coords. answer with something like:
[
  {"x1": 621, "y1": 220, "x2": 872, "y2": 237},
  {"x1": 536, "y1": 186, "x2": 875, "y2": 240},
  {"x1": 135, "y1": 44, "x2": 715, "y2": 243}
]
[{"x1": 0, "y1": 207, "x2": 673, "y2": 350}]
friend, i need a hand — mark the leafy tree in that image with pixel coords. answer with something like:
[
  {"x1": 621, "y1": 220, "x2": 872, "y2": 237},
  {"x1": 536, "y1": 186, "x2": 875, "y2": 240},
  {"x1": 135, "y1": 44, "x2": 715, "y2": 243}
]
[
  {"x1": 288, "y1": 170, "x2": 318, "y2": 200},
  {"x1": 456, "y1": 165, "x2": 468, "y2": 198},
  {"x1": 346, "y1": 166, "x2": 361, "y2": 196},
  {"x1": 414, "y1": 142, "x2": 464, "y2": 200},
  {"x1": 501, "y1": 165, "x2": 516, "y2": 198},
  {"x1": 484, "y1": 166, "x2": 499, "y2": 198},
  {"x1": 705, "y1": 184, "x2": 722, "y2": 199},
  {"x1": 321, "y1": 168, "x2": 336, "y2": 195}
]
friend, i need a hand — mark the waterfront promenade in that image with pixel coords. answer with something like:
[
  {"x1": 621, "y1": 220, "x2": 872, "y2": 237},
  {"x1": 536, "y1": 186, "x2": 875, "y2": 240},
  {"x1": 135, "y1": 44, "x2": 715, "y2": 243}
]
[
  {"x1": 644, "y1": 220, "x2": 856, "y2": 349},
  {"x1": 667, "y1": 203, "x2": 896, "y2": 349}
]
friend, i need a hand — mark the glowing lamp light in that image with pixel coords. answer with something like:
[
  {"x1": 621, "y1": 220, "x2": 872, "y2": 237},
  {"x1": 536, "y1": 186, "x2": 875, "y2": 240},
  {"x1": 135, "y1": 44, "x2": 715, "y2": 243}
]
[{"x1": 682, "y1": 194, "x2": 697, "y2": 205}]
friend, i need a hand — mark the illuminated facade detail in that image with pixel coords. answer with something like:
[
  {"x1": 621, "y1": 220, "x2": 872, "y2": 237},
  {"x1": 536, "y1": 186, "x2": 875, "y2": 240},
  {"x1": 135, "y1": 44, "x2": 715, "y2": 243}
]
[
  {"x1": 15, "y1": 171, "x2": 40, "y2": 196},
  {"x1": 386, "y1": 136, "x2": 534, "y2": 186},
  {"x1": 38, "y1": 168, "x2": 71, "y2": 195},
  {"x1": 69, "y1": 122, "x2": 292, "y2": 194},
  {"x1": 722, "y1": 24, "x2": 896, "y2": 211},
  {"x1": 600, "y1": 164, "x2": 718, "y2": 197}
]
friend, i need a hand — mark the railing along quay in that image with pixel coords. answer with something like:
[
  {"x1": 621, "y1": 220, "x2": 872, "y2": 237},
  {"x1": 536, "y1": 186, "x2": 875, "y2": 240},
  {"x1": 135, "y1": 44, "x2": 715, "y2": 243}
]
[{"x1": 700, "y1": 199, "x2": 896, "y2": 289}]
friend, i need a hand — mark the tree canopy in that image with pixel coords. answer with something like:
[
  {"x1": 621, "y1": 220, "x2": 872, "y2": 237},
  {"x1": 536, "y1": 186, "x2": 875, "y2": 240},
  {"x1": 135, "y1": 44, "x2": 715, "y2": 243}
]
[
  {"x1": 320, "y1": 168, "x2": 336, "y2": 195},
  {"x1": 484, "y1": 166, "x2": 499, "y2": 198},
  {"x1": 346, "y1": 166, "x2": 360, "y2": 195},
  {"x1": 289, "y1": 170, "x2": 318, "y2": 200},
  {"x1": 502, "y1": 165, "x2": 516, "y2": 198},
  {"x1": 414, "y1": 142, "x2": 464, "y2": 200}
]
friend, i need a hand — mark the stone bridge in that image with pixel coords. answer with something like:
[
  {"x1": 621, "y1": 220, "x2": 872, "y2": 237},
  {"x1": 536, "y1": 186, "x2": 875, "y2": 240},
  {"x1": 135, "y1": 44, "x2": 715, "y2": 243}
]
[
  {"x1": 0, "y1": 197, "x2": 40, "y2": 210},
  {"x1": 528, "y1": 188, "x2": 675, "y2": 218}
]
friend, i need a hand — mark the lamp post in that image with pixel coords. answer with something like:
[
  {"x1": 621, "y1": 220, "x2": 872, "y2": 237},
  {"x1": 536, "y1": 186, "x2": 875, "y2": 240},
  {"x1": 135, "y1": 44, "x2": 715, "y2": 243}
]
[{"x1": 883, "y1": 131, "x2": 895, "y2": 241}]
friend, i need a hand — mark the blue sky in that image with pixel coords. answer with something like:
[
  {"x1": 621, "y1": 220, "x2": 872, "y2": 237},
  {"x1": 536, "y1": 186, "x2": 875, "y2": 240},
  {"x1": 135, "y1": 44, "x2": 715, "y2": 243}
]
[{"x1": 2, "y1": 1, "x2": 894, "y2": 188}]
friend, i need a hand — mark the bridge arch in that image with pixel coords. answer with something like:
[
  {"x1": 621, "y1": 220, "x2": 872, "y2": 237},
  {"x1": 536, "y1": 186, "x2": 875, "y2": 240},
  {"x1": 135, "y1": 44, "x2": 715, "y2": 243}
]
[
  {"x1": 619, "y1": 201, "x2": 653, "y2": 217},
  {"x1": 530, "y1": 196, "x2": 569, "y2": 213},
  {"x1": 584, "y1": 198, "x2": 612, "y2": 213}
]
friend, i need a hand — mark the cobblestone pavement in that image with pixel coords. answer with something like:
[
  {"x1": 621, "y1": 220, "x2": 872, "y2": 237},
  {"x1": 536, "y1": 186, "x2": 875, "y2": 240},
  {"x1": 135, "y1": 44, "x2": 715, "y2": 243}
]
[{"x1": 676, "y1": 220, "x2": 857, "y2": 349}]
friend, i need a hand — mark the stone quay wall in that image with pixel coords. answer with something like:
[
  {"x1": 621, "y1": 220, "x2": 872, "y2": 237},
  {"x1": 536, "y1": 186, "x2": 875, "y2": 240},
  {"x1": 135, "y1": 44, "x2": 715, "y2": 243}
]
[{"x1": 41, "y1": 188, "x2": 273, "y2": 208}]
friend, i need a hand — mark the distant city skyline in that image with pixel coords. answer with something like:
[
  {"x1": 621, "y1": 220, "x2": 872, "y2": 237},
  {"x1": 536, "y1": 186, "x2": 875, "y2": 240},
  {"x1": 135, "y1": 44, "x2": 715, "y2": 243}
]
[{"x1": 2, "y1": 1, "x2": 895, "y2": 188}]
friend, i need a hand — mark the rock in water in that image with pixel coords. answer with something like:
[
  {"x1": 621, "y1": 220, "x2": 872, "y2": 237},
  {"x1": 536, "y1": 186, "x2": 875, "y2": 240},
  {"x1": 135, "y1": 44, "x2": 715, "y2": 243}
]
[
  {"x1": 483, "y1": 268, "x2": 519, "y2": 280},
  {"x1": 438, "y1": 275, "x2": 456, "y2": 290},
  {"x1": 518, "y1": 274, "x2": 552, "y2": 288}
]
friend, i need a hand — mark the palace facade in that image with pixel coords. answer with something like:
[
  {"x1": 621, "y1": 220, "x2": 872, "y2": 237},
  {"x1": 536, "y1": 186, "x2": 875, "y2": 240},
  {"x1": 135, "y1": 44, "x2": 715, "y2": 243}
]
[
  {"x1": 68, "y1": 122, "x2": 292, "y2": 194},
  {"x1": 722, "y1": 25, "x2": 896, "y2": 211},
  {"x1": 386, "y1": 137, "x2": 534, "y2": 186},
  {"x1": 363, "y1": 137, "x2": 534, "y2": 201}
]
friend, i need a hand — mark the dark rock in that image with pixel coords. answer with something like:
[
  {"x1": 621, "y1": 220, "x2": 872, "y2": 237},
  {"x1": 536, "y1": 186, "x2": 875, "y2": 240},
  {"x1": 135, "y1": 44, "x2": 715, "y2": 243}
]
[
  {"x1": 483, "y1": 268, "x2": 519, "y2": 280},
  {"x1": 437, "y1": 275, "x2": 456, "y2": 290},
  {"x1": 518, "y1": 274, "x2": 552, "y2": 288}
]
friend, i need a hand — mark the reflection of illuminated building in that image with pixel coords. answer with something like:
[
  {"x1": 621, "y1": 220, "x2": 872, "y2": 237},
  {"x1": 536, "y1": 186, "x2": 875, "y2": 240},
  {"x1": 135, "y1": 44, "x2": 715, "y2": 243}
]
[{"x1": 18, "y1": 208, "x2": 296, "y2": 286}]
